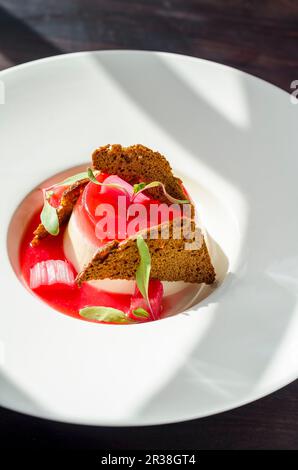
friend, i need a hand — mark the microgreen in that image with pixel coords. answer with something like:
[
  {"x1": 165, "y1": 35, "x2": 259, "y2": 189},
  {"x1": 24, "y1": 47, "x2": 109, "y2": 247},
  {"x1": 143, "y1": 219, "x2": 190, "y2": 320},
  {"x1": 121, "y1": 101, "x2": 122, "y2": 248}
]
[
  {"x1": 40, "y1": 199, "x2": 59, "y2": 236},
  {"x1": 132, "y1": 181, "x2": 189, "y2": 204},
  {"x1": 45, "y1": 190, "x2": 54, "y2": 199},
  {"x1": 136, "y1": 235, "x2": 152, "y2": 314},
  {"x1": 133, "y1": 182, "x2": 146, "y2": 193},
  {"x1": 54, "y1": 171, "x2": 90, "y2": 187},
  {"x1": 87, "y1": 167, "x2": 131, "y2": 198},
  {"x1": 79, "y1": 306, "x2": 150, "y2": 324},
  {"x1": 79, "y1": 306, "x2": 130, "y2": 323},
  {"x1": 132, "y1": 308, "x2": 150, "y2": 319}
]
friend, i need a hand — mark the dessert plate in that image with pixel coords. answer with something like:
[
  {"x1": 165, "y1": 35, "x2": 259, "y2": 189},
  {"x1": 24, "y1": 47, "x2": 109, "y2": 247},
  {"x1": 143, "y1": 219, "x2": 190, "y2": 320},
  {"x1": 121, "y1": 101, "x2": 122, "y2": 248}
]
[{"x1": 1, "y1": 50, "x2": 298, "y2": 425}]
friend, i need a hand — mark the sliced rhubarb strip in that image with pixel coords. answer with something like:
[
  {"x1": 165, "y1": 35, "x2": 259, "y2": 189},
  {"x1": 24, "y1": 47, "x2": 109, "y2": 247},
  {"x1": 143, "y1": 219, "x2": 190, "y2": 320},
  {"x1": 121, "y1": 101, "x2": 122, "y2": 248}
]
[{"x1": 30, "y1": 260, "x2": 75, "y2": 289}]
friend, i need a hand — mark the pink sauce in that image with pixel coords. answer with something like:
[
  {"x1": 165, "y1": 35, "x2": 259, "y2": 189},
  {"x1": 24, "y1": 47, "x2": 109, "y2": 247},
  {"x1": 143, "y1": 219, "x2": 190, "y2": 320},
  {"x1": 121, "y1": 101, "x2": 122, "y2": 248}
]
[
  {"x1": 20, "y1": 211, "x2": 132, "y2": 322},
  {"x1": 19, "y1": 174, "x2": 182, "y2": 323}
]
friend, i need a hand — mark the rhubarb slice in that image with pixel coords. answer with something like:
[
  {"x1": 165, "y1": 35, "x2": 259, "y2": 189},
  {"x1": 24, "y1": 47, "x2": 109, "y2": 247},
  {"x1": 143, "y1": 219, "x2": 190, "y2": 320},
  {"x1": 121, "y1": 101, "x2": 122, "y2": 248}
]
[{"x1": 30, "y1": 260, "x2": 75, "y2": 289}]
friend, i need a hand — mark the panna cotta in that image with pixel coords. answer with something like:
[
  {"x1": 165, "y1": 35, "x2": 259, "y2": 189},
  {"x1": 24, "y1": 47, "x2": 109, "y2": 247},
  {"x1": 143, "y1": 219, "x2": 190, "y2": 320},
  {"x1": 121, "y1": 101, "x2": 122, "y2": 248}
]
[{"x1": 63, "y1": 173, "x2": 191, "y2": 296}]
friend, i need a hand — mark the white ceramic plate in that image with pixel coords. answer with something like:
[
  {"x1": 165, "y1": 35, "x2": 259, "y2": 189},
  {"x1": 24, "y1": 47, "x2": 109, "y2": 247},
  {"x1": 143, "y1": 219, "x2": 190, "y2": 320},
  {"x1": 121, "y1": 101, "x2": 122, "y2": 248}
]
[{"x1": 1, "y1": 51, "x2": 298, "y2": 426}]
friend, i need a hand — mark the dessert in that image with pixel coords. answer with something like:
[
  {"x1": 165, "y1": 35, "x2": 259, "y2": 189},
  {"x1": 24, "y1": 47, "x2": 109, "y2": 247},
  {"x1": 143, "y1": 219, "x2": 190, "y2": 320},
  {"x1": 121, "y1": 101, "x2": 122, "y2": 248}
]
[{"x1": 20, "y1": 144, "x2": 215, "y2": 324}]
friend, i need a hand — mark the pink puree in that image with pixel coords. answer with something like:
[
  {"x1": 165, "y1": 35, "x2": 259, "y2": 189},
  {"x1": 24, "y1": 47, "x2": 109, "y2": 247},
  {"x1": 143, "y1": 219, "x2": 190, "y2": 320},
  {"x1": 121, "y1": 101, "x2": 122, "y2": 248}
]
[
  {"x1": 20, "y1": 174, "x2": 180, "y2": 323},
  {"x1": 20, "y1": 211, "x2": 132, "y2": 321}
]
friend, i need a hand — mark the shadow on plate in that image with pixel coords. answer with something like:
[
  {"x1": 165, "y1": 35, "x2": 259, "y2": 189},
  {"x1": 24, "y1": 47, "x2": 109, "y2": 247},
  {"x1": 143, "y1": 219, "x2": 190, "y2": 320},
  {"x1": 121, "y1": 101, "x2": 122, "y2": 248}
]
[{"x1": 89, "y1": 52, "x2": 297, "y2": 421}]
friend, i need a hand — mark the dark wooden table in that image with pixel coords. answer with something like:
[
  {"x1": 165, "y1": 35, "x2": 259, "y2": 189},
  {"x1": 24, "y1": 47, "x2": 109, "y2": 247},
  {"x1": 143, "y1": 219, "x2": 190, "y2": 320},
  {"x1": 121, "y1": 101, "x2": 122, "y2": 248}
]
[{"x1": 0, "y1": 0, "x2": 297, "y2": 450}]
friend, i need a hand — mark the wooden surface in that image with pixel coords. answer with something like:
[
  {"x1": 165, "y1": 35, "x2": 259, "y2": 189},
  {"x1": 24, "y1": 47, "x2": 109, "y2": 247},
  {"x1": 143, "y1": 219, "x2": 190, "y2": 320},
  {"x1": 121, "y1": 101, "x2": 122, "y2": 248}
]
[{"x1": 0, "y1": 0, "x2": 298, "y2": 450}]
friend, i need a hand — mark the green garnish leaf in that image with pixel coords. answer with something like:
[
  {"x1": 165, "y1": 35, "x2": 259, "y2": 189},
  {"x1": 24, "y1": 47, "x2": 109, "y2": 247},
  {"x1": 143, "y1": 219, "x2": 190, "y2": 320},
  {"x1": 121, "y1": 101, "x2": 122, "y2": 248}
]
[
  {"x1": 54, "y1": 171, "x2": 89, "y2": 187},
  {"x1": 132, "y1": 181, "x2": 189, "y2": 204},
  {"x1": 133, "y1": 182, "x2": 146, "y2": 193},
  {"x1": 87, "y1": 167, "x2": 100, "y2": 184},
  {"x1": 46, "y1": 190, "x2": 54, "y2": 199},
  {"x1": 136, "y1": 236, "x2": 151, "y2": 311},
  {"x1": 79, "y1": 306, "x2": 129, "y2": 323},
  {"x1": 87, "y1": 167, "x2": 131, "y2": 198},
  {"x1": 132, "y1": 308, "x2": 150, "y2": 319},
  {"x1": 40, "y1": 199, "x2": 59, "y2": 236}
]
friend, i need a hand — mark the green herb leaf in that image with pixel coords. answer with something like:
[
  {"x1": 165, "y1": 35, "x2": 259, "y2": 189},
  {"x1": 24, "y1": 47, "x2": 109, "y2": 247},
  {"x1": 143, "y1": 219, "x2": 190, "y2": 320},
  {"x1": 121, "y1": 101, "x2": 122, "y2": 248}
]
[
  {"x1": 133, "y1": 181, "x2": 189, "y2": 204},
  {"x1": 79, "y1": 306, "x2": 129, "y2": 323},
  {"x1": 87, "y1": 167, "x2": 101, "y2": 184},
  {"x1": 87, "y1": 167, "x2": 131, "y2": 198},
  {"x1": 40, "y1": 199, "x2": 59, "y2": 236},
  {"x1": 133, "y1": 182, "x2": 146, "y2": 193},
  {"x1": 132, "y1": 308, "x2": 150, "y2": 319},
  {"x1": 54, "y1": 171, "x2": 89, "y2": 187},
  {"x1": 45, "y1": 190, "x2": 54, "y2": 199},
  {"x1": 136, "y1": 236, "x2": 151, "y2": 311}
]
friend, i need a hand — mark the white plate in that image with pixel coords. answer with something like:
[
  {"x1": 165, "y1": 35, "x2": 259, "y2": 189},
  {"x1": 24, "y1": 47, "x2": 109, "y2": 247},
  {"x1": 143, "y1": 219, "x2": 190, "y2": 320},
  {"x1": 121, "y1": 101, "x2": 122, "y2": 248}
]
[{"x1": 1, "y1": 51, "x2": 298, "y2": 426}]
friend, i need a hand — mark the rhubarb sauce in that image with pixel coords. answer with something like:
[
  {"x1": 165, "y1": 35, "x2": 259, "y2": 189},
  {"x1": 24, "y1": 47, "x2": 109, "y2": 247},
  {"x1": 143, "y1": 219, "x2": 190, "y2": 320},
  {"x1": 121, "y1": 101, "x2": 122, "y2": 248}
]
[
  {"x1": 19, "y1": 173, "x2": 185, "y2": 323},
  {"x1": 20, "y1": 210, "x2": 132, "y2": 321}
]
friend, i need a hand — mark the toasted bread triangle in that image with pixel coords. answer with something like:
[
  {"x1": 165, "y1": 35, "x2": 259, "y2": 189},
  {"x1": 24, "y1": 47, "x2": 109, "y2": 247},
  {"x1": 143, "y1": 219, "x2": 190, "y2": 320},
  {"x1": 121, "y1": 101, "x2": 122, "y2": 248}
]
[
  {"x1": 92, "y1": 144, "x2": 187, "y2": 203},
  {"x1": 76, "y1": 218, "x2": 215, "y2": 285}
]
